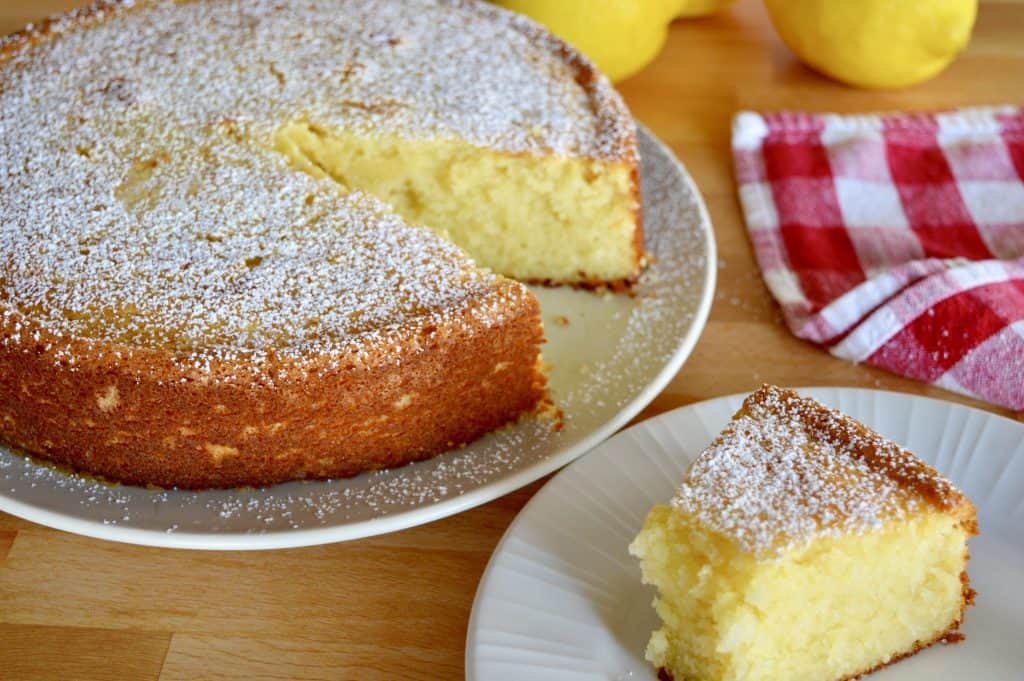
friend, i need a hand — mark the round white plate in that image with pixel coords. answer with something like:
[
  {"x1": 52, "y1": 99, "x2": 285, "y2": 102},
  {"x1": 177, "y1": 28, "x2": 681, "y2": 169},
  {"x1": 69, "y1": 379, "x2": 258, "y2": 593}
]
[
  {"x1": 0, "y1": 124, "x2": 716, "y2": 549},
  {"x1": 467, "y1": 388, "x2": 1024, "y2": 681}
]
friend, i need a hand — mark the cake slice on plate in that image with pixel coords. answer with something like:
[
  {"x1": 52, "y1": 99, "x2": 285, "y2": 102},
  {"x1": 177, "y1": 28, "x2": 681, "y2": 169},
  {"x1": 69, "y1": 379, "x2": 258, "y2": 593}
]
[{"x1": 629, "y1": 385, "x2": 977, "y2": 681}]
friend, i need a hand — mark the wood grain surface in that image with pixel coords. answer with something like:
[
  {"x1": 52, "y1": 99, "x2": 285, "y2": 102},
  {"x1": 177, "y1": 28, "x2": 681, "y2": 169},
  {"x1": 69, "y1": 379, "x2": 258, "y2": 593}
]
[{"x1": 1, "y1": 1, "x2": 1022, "y2": 679}]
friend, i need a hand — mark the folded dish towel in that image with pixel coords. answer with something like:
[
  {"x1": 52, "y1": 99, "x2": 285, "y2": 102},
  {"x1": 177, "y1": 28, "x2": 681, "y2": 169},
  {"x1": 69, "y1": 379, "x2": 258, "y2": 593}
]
[{"x1": 733, "y1": 107, "x2": 1024, "y2": 411}]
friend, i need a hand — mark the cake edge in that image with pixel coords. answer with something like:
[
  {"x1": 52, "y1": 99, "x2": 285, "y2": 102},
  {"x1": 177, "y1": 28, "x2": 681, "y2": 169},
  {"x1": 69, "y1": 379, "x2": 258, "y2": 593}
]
[{"x1": 0, "y1": 278, "x2": 547, "y2": 489}]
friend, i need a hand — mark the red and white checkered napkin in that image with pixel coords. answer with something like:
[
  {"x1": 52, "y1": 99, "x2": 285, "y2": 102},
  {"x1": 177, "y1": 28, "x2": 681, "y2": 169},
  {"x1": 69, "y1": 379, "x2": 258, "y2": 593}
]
[{"x1": 732, "y1": 107, "x2": 1024, "y2": 411}]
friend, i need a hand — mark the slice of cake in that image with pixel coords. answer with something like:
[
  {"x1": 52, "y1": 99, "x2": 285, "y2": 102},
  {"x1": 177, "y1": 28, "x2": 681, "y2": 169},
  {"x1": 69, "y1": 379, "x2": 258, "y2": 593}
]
[{"x1": 629, "y1": 386, "x2": 977, "y2": 681}]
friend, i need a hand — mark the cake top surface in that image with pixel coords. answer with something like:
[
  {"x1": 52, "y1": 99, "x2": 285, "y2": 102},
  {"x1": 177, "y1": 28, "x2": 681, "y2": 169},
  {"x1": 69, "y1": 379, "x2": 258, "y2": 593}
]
[
  {"x1": 672, "y1": 386, "x2": 973, "y2": 557},
  {"x1": 0, "y1": 0, "x2": 628, "y2": 365},
  {"x1": 1, "y1": 0, "x2": 633, "y2": 161}
]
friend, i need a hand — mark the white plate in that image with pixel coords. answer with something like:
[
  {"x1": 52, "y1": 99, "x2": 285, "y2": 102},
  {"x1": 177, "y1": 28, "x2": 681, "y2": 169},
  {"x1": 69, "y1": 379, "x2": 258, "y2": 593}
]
[
  {"x1": 0, "y1": 124, "x2": 716, "y2": 549},
  {"x1": 467, "y1": 388, "x2": 1024, "y2": 681}
]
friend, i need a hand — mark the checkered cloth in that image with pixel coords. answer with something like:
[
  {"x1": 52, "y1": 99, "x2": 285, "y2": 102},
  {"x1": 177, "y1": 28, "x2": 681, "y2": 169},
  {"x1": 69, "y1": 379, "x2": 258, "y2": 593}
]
[{"x1": 733, "y1": 107, "x2": 1024, "y2": 411}]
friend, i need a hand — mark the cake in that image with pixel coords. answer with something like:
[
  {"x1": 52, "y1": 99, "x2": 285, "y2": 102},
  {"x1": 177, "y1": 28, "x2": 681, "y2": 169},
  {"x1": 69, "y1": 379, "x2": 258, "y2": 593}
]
[
  {"x1": 629, "y1": 386, "x2": 977, "y2": 681},
  {"x1": 0, "y1": 0, "x2": 643, "y2": 488}
]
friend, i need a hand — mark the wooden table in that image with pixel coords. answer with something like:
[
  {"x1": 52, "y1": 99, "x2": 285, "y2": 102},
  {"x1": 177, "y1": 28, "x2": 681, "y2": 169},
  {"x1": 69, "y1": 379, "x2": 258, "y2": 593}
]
[{"x1": 2, "y1": 1, "x2": 1022, "y2": 679}]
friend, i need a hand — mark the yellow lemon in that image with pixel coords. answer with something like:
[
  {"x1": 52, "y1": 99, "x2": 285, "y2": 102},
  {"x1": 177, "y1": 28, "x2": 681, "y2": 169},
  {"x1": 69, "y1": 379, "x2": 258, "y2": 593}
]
[
  {"x1": 491, "y1": 0, "x2": 678, "y2": 82},
  {"x1": 764, "y1": 0, "x2": 978, "y2": 89}
]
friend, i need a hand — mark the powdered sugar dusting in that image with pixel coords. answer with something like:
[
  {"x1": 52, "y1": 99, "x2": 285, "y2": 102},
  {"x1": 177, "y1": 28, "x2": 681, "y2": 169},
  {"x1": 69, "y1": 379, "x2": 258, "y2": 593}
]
[
  {"x1": 0, "y1": 0, "x2": 633, "y2": 365},
  {"x1": 0, "y1": 127, "x2": 713, "y2": 544},
  {"x1": 673, "y1": 385, "x2": 966, "y2": 557}
]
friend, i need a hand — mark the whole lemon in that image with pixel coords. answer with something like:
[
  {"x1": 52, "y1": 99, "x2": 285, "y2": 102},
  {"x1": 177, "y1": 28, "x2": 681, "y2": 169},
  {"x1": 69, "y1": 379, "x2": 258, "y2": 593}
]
[
  {"x1": 491, "y1": 1, "x2": 680, "y2": 82},
  {"x1": 764, "y1": 0, "x2": 978, "y2": 89}
]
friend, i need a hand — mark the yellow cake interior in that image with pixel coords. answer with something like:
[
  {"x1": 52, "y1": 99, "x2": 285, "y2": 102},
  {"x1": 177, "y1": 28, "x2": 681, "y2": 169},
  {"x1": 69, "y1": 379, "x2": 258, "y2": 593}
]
[
  {"x1": 274, "y1": 121, "x2": 640, "y2": 284},
  {"x1": 631, "y1": 505, "x2": 970, "y2": 681}
]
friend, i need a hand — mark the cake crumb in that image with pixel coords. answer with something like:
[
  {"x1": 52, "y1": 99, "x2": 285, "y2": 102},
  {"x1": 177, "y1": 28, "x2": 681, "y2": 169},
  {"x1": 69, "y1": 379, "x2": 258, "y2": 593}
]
[{"x1": 96, "y1": 386, "x2": 120, "y2": 413}]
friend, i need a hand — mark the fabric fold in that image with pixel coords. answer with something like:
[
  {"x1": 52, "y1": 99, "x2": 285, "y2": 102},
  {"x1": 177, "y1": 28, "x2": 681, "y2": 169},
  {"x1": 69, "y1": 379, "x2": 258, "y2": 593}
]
[{"x1": 733, "y1": 107, "x2": 1024, "y2": 411}]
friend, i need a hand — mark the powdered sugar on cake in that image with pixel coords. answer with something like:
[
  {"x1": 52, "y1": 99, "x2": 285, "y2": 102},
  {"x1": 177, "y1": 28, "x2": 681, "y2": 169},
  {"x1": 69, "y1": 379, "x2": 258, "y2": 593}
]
[
  {"x1": 672, "y1": 386, "x2": 967, "y2": 557},
  {"x1": 0, "y1": 0, "x2": 633, "y2": 367},
  {"x1": 0, "y1": 124, "x2": 712, "y2": 537}
]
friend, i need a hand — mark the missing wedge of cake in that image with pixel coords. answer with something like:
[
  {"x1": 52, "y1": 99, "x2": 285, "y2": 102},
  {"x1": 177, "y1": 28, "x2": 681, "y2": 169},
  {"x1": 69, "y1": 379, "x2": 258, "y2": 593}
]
[{"x1": 629, "y1": 385, "x2": 977, "y2": 681}]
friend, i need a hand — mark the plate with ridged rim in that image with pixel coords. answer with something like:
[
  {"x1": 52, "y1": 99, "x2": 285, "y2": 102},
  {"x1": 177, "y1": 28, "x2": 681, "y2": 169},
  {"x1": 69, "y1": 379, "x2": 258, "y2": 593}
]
[
  {"x1": 466, "y1": 388, "x2": 1024, "y2": 681},
  {"x1": 0, "y1": 123, "x2": 716, "y2": 549}
]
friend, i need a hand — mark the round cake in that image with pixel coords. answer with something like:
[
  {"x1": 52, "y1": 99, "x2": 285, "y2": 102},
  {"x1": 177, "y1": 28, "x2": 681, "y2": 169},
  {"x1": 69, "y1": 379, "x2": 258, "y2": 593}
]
[{"x1": 0, "y1": 0, "x2": 641, "y2": 488}]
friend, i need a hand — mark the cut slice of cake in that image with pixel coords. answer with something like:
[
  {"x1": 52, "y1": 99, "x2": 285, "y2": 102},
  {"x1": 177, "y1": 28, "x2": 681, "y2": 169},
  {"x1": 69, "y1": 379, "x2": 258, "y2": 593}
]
[{"x1": 629, "y1": 386, "x2": 977, "y2": 681}]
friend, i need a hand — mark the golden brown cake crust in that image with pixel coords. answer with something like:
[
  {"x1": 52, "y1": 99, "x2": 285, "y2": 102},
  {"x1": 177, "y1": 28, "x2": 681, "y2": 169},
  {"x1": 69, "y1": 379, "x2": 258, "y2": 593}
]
[{"x1": 0, "y1": 282, "x2": 545, "y2": 489}]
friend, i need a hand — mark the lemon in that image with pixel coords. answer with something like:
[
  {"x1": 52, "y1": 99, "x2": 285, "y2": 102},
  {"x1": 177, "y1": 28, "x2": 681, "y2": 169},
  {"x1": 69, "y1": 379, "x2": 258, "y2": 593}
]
[
  {"x1": 491, "y1": 1, "x2": 678, "y2": 82},
  {"x1": 491, "y1": 1, "x2": 738, "y2": 82},
  {"x1": 764, "y1": 0, "x2": 978, "y2": 89}
]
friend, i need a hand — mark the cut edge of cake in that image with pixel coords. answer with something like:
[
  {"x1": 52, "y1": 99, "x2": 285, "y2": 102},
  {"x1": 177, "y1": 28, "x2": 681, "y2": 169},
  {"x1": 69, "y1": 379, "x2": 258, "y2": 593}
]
[{"x1": 273, "y1": 119, "x2": 645, "y2": 290}]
